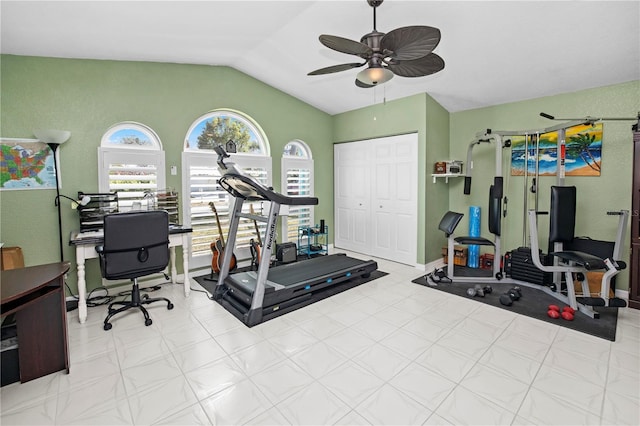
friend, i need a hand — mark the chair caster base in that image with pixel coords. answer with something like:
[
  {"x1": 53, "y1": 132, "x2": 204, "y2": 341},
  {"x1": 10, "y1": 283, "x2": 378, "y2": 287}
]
[
  {"x1": 145, "y1": 318, "x2": 152, "y2": 326},
  {"x1": 104, "y1": 322, "x2": 113, "y2": 331}
]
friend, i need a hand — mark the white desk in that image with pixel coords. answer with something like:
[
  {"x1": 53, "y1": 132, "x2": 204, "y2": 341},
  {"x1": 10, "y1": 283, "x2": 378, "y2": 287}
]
[{"x1": 69, "y1": 226, "x2": 192, "y2": 324}]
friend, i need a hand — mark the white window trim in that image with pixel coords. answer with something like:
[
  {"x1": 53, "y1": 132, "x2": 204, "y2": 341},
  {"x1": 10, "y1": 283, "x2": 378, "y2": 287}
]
[
  {"x1": 101, "y1": 121, "x2": 163, "y2": 150},
  {"x1": 281, "y1": 141, "x2": 314, "y2": 243},
  {"x1": 98, "y1": 147, "x2": 166, "y2": 193},
  {"x1": 182, "y1": 151, "x2": 272, "y2": 271}
]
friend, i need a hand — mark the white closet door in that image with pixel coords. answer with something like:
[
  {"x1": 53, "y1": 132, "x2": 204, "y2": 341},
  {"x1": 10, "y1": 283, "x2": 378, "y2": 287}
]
[
  {"x1": 334, "y1": 133, "x2": 418, "y2": 266},
  {"x1": 334, "y1": 141, "x2": 370, "y2": 254},
  {"x1": 371, "y1": 134, "x2": 418, "y2": 265}
]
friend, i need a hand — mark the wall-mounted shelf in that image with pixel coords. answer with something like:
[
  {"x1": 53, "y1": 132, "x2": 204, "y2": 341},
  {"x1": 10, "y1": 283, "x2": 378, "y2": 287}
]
[{"x1": 431, "y1": 173, "x2": 463, "y2": 183}]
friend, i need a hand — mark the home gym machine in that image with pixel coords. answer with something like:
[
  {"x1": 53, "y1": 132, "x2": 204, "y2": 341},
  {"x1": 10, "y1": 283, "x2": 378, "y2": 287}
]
[
  {"x1": 212, "y1": 146, "x2": 378, "y2": 326},
  {"x1": 528, "y1": 187, "x2": 629, "y2": 318},
  {"x1": 431, "y1": 131, "x2": 508, "y2": 284},
  {"x1": 430, "y1": 113, "x2": 634, "y2": 319}
]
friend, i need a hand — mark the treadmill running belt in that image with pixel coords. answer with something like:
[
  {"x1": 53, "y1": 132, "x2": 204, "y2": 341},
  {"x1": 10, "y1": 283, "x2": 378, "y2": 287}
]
[{"x1": 226, "y1": 254, "x2": 373, "y2": 294}]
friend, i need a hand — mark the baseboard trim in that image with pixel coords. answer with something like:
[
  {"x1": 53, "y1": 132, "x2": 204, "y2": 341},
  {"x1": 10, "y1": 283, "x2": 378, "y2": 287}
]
[{"x1": 424, "y1": 258, "x2": 446, "y2": 273}]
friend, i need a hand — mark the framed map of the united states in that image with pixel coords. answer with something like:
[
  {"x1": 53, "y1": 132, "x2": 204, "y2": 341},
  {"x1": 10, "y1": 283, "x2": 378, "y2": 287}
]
[{"x1": 0, "y1": 138, "x2": 58, "y2": 190}]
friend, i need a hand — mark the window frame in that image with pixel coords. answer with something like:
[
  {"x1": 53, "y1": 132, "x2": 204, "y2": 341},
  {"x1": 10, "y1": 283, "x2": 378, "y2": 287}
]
[
  {"x1": 97, "y1": 122, "x2": 166, "y2": 210},
  {"x1": 182, "y1": 109, "x2": 271, "y2": 271},
  {"x1": 184, "y1": 109, "x2": 270, "y2": 156},
  {"x1": 281, "y1": 140, "x2": 314, "y2": 243}
]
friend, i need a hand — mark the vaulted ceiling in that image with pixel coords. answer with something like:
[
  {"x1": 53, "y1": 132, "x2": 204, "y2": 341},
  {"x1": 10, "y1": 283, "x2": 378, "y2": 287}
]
[{"x1": 2, "y1": 1, "x2": 639, "y2": 115}]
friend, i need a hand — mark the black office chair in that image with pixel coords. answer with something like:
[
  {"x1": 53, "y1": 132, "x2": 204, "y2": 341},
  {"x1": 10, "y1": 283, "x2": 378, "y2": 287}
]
[{"x1": 96, "y1": 210, "x2": 174, "y2": 331}]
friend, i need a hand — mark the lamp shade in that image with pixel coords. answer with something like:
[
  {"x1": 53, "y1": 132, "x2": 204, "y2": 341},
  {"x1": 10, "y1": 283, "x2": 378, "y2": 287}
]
[
  {"x1": 33, "y1": 129, "x2": 71, "y2": 145},
  {"x1": 356, "y1": 66, "x2": 394, "y2": 86}
]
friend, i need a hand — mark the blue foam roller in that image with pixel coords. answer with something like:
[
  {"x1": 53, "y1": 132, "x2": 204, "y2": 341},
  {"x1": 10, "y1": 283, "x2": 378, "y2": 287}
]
[{"x1": 468, "y1": 206, "x2": 481, "y2": 268}]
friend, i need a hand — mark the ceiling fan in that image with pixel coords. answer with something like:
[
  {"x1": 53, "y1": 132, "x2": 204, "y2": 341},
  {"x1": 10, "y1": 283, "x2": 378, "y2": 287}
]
[{"x1": 308, "y1": 0, "x2": 444, "y2": 88}]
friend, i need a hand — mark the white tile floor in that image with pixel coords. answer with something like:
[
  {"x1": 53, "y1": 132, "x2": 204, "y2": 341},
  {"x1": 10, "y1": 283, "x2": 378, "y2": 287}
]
[{"x1": 2, "y1": 251, "x2": 639, "y2": 425}]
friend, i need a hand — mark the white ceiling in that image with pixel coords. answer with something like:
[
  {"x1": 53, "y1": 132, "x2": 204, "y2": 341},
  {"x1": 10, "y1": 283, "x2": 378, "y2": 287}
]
[{"x1": 2, "y1": 0, "x2": 639, "y2": 115}]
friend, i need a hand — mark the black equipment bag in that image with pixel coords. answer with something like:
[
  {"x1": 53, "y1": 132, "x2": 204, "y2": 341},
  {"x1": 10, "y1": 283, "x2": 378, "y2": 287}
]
[
  {"x1": 276, "y1": 242, "x2": 297, "y2": 264},
  {"x1": 565, "y1": 236, "x2": 617, "y2": 290}
]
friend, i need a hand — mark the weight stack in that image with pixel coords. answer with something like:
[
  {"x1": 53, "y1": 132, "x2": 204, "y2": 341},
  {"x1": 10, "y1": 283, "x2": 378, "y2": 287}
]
[{"x1": 505, "y1": 247, "x2": 552, "y2": 286}]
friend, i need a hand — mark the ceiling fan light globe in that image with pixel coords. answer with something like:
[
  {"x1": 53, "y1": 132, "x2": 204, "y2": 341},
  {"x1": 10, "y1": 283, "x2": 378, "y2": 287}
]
[{"x1": 356, "y1": 67, "x2": 393, "y2": 86}]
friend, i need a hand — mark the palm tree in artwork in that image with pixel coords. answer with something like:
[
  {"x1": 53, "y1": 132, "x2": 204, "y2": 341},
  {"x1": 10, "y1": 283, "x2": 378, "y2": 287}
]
[{"x1": 567, "y1": 132, "x2": 601, "y2": 172}]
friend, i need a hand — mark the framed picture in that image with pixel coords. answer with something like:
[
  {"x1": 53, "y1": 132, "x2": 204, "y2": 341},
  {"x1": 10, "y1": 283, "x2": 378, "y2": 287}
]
[
  {"x1": 0, "y1": 138, "x2": 58, "y2": 190},
  {"x1": 510, "y1": 123, "x2": 603, "y2": 177}
]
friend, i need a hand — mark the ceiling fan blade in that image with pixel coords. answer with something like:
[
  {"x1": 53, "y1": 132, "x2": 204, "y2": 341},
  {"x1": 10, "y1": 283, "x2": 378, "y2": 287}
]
[
  {"x1": 319, "y1": 34, "x2": 373, "y2": 58},
  {"x1": 355, "y1": 79, "x2": 376, "y2": 89},
  {"x1": 380, "y1": 26, "x2": 441, "y2": 61},
  {"x1": 387, "y1": 53, "x2": 445, "y2": 77},
  {"x1": 308, "y1": 62, "x2": 366, "y2": 76}
]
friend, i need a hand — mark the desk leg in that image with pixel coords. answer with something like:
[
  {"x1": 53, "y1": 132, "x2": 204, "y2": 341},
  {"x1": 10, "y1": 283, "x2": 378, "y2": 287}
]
[
  {"x1": 169, "y1": 247, "x2": 177, "y2": 284},
  {"x1": 76, "y1": 248, "x2": 88, "y2": 324},
  {"x1": 182, "y1": 234, "x2": 190, "y2": 297}
]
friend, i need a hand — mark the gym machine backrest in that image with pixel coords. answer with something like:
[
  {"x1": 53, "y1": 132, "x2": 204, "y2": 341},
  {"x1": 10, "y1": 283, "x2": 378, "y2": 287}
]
[
  {"x1": 548, "y1": 186, "x2": 577, "y2": 251},
  {"x1": 527, "y1": 186, "x2": 629, "y2": 317},
  {"x1": 548, "y1": 186, "x2": 606, "y2": 269}
]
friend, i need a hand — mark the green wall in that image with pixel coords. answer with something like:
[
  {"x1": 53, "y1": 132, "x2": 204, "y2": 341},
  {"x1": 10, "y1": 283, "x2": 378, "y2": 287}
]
[
  {"x1": 0, "y1": 55, "x2": 332, "y2": 294},
  {"x1": 2, "y1": 53, "x2": 638, "y2": 293}
]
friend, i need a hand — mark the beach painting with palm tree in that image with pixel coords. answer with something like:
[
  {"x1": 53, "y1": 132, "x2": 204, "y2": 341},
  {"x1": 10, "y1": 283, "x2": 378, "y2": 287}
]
[{"x1": 510, "y1": 123, "x2": 602, "y2": 176}]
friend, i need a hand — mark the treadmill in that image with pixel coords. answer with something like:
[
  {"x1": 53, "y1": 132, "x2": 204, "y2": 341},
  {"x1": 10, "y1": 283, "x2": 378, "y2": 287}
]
[{"x1": 212, "y1": 147, "x2": 378, "y2": 326}]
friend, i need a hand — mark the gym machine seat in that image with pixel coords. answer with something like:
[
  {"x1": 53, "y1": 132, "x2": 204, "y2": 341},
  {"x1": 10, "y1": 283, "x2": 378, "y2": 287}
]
[
  {"x1": 528, "y1": 186, "x2": 629, "y2": 318},
  {"x1": 433, "y1": 185, "x2": 503, "y2": 283}
]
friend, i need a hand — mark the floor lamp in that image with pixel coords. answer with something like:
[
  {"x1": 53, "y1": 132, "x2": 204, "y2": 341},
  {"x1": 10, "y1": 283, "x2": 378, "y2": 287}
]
[{"x1": 34, "y1": 129, "x2": 71, "y2": 263}]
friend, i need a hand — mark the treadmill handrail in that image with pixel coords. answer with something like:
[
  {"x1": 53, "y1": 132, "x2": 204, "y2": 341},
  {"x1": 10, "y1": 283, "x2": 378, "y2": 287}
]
[{"x1": 219, "y1": 173, "x2": 319, "y2": 206}]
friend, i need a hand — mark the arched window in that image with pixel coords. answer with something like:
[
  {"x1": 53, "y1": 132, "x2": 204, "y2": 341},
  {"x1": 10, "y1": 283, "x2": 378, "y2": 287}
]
[
  {"x1": 184, "y1": 110, "x2": 269, "y2": 155},
  {"x1": 98, "y1": 122, "x2": 168, "y2": 214},
  {"x1": 182, "y1": 110, "x2": 271, "y2": 271},
  {"x1": 281, "y1": 140, "x2": 314, "y2": 242}
]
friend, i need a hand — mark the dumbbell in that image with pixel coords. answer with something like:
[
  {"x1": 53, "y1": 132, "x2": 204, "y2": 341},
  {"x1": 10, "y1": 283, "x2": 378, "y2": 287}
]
[
  {"x1": 547, "y1": 304, "x2": 575, "y2": 321},
  {"x1": 466, "y1": 285, "x2": 493, "y2": 297},
  {"x1": 499, "y1": 287, "x2": 522, "y2": 306}
]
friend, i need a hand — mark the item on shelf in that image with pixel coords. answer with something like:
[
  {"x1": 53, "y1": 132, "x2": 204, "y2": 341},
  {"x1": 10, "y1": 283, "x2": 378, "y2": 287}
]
[
  {"x1": 145, "y1": 188, "x2": 179, "y2": 224},
  {"x1": 446, "y1": 160, "x2": 463, "y2": 174},
  {"x1": 77, "y1": 192, "x2": 118, "y2": 231},
  {"x1": 434, "y1": 162, "x2": 446, "y2": 174}
]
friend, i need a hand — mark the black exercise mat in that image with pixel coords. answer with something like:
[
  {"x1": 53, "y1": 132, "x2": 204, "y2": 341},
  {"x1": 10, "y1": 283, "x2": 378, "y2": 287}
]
[{"x1": 411, "y1": 275, "x2": 618, "y2": 341}]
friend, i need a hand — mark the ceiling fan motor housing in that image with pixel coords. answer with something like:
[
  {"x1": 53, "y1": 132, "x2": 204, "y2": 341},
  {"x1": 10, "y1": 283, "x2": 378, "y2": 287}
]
[{"x1": 360, "y1": 31, "x2": 384, "y2": 55}]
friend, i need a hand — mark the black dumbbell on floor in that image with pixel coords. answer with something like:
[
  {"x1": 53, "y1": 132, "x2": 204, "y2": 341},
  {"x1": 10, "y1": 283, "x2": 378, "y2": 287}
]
[
  {"x1": 467, "y1": 284, "x2": 493, "y2": 298},
  {"x1": 499, "y1": 286, "x2": 522, "y2": 306}
]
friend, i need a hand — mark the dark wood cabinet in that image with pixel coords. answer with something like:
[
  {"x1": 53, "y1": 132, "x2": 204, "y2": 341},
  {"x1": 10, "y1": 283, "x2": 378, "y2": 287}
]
[
  {"x1": 629, "y1": 126, "x2": 640, "y2": 309},
  {"x1": 0, "y1": 262, "x2": 70, "y2": 383}
]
